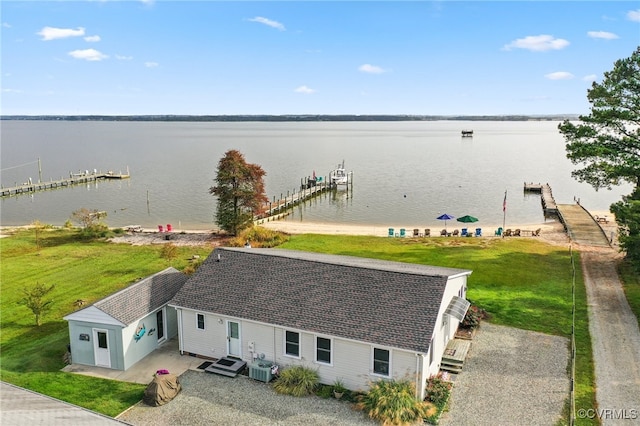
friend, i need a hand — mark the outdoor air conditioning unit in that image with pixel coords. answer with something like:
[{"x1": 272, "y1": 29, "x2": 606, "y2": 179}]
[{"x1": 249, "y1": 360, "x2": 274, "y2": 383}]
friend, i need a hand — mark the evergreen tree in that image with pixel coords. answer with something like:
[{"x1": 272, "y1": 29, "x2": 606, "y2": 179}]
[
  {"x1": 558, "y1": 47, "x2": 640, "y2": 270},
  {"x1": 210, "y1": 150, "x2": 267, "y2": 235}
]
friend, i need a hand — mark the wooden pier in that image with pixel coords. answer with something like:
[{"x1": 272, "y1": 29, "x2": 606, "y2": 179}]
[
  {"x1": 524, "y1": 182, "x2": 557, "y2": 214},
  {"x1": 557, "y1": 204, "x2": 611, "y2": 247},
  {"x1": 254, "y1": 173, "x2": 353, "y2": 224},
  {"x1": 1, "y1": 170, "x2": 130, "y2": 198}
]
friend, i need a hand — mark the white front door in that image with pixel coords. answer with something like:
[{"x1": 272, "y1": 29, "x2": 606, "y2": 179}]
[
  {"x1": 227, "y1": 321, "x2": 241, "y2": 357},
  {"x1": 93, "y1": 329, "x2": 111, "y2": 368}
]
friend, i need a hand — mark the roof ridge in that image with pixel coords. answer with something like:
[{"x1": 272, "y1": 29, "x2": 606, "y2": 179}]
[
  {"x1": 94, "y1": 266, "x2": 180, "y2": 308},
  {"x1": 217, "y1": 247, "x2": 471, "y2": 277}
]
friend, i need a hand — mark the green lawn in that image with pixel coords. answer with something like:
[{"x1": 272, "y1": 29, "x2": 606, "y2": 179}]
[
  {"x1": 1, "y1": 228, "x2": 599, "y2": 424},
  {"x1": 619, "y1": 260, "x2": 640, "y2": 329},
  {"x1": 278, "y1": 234, "x2": 597, "y2": 425},
  {"x1": 0, "y1": 228, "x2": 213, "y2": 417}
]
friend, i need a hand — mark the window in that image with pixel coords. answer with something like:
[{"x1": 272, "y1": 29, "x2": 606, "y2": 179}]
[
  {"x1": 316, "y1": 337, "x2": 332, "y2": 364},
  {"x1": 285, "y1": 331, "x2": 300, "y2": 357},
  {"x1": 97, "y1": 331, "x2": 108, "y2": 349},
  {"x1": 373, "y1": 348, "x2": 390, "y2": 376},
  {"x1": 196, "y1": 313, "x2": 205, "y2": 330},
  {"x1": 156, "y1": 310, "x2": 164, "y2": 340}
]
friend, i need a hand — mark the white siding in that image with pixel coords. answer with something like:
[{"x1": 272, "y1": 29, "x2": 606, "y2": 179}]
[
  {"x1": 179, "y1": 309, "x2": 228, "y2": 359},
  {"x1": 427, "y1": 275, "x2": 468, "y2": 377},
  {"x1": 177, "y1": 310, "x2": 421, "y2": 394},
  {"x1": 243, "y1": 322, "x2": 276, "y2": 362},
  {"x1": 175, "y1": 273, "x2": 469, "y2": 399}
]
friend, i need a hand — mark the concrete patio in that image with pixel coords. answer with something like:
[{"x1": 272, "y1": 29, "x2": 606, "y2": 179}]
[{"x1": 62, "y1": 338, "x2": 204, "y2": 385}]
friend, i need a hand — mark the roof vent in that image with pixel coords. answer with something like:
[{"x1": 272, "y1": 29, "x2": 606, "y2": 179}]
[{"x1": 216, "y1": 253, "x2": 221, "y2": 262}]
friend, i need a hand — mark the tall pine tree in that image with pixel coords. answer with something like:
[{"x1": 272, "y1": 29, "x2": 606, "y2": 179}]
[{"x1": 558, "y1": 47, "x2": 640, "y2": 270}]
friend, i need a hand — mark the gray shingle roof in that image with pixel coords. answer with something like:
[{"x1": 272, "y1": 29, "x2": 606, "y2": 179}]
[
  {"x1": 93, "y1": 267, "x2": 188, "y2": 325},
  {"x1": 170, "y1": 248, "x2": 471, "y2": 353}
]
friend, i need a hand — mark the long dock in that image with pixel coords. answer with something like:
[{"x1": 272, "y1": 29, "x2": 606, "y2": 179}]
[
  {"x1": 254, "y1": 172, "x2": 353, "y2": 224},
  {"x1": 1, "y1": 170, "x2": 130, "y2": 197},
  {"x1": 524, "y1": 182, "x2": 557, "y2": 214},
  {"x1": 557, "y1": 204, "x2": 611, "y2": 247}
]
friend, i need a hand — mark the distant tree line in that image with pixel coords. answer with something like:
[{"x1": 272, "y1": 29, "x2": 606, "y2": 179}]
[{"x1": 1, "y1": 114, "x2": 578, "y2": 122}]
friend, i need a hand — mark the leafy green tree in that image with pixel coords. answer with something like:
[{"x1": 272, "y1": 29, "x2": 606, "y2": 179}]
[
  {"x1": 210, "y1": 149, "x2": 267, "y2": 235},
  {"x1": 558, "y1": 47, "x2": 640, "y2": 269},
  {"x1": 18, "y1": 283, "x2": 56, "y2": 326}
]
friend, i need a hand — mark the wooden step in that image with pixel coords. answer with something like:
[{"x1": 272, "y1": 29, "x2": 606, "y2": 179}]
[{"x1": 440, "y1": 338, "x2": 471, "y2": 373}]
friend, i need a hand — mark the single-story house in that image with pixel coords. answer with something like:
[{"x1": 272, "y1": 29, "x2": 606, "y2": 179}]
[
  {"x1": 169, "y1": 247, "x2": 472, "y2": 399},
  {"x1": 64, "y1": 267, "x2": 188, "y2": 370}
]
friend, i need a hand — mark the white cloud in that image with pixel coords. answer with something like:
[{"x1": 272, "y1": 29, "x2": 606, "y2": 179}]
[
  {"x1": 503, "y1": 35, "x2": 570, "y2": 52},
  {"x1": 68, "y1": 48, "x2": 108, "y2": 61},
  {"x1": 587, "y1": 31, "x2": 618, "y2": 40},
  {"x1": 248, "y1": 17, "x2": 285, "y2": 31},
  {"x1": 145, "y1": 62, "x2": 159, "y2": 68},
  {"x1": 84, "y1": 35, "x2": 101, "y2": 42},
  {"x1": 582, "y1": 74, "x2": 597, "y2": 82},
  {"x1": 3, "y1": 22, "x2": 11, "y2": 28},
  {"x1": 115, "y1": 54, "x2": 133, "y2": 60},
  {"x1": 627, "y1": 9, "x2": 640, "y2": 22},
  {"x1": 358, "y1": 64, "x2": 386, "y2": 74},
  {"x1": 37, "y1": 26, "x2": 85, "y2": 41},
  {"x1": 545, "y1": 71, "x2": 574, "y2": 80},
  {"x1": 2, "y1": 88, "x2": 22, "y2": 93},
  {"x1": 294, "y1": 85, "x2": 316, "y2": 94}
]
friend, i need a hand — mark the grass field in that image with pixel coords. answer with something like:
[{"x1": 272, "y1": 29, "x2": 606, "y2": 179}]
[
  {"x1": 0, "y1": 228, "x2": 213, "y2": 417},
  {"x1": 0, "y1": 228, "x2": 599, "y2": 424},
  {"x1": 278, "y1": 234, "x2": 596, "y2": 425}
]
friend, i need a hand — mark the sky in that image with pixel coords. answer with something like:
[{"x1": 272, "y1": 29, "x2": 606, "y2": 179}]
[{"x1": 1, "y1": 1, "x2": 639, "y2": 116}]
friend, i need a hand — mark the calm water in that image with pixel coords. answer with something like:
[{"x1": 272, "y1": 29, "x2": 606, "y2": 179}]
[{"x1": 0, "y1": 120, "x2": 631, "y2": 230}]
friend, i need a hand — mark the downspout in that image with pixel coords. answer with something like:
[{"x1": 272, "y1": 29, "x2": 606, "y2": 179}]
[
  {"x1": 416, "y1": 353, "x2": 427, "y2": 400},
  {"x1": 176, "y1": 308, "x2": 184, "y2": 354},
  {"x1": 415, "y1": 353, "x2": 421, "y2": 400}
]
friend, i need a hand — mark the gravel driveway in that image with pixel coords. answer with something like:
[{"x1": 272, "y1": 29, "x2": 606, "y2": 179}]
[
  {"x1": 117, "y1": 370, "x2": 377, "y2": 426},
  {"x1": 118, "y1": 323, "x2": 569, "y2": 426},
  {"x1": 439, "y1": 323, "x2": 569, "y2": 426},
  {"x1": 581, "y1": 248, "x2": 640, "y2": 425}
]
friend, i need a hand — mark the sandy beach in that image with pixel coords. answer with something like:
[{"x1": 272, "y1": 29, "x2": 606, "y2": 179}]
[{"x1": 2, "y1": 206, "x2": 616, "y2": 247}]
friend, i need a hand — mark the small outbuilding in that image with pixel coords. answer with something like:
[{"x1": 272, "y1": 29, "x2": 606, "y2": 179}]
[{"x1": 64, "y1": 267, "x2": 188, "y2": 371}]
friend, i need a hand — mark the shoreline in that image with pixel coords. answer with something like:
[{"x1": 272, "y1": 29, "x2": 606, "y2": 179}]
[
  {"x1": 0, "y1": 219, "x2": 572, "y2": 247},
  {"x1": 1, "y1": 206, "x2": 614, "y2": 246}
]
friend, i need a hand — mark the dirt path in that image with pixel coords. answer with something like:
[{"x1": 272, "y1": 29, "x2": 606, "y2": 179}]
[{"x1": 580, "y1": 247, "x2": 640, "y2": 424}]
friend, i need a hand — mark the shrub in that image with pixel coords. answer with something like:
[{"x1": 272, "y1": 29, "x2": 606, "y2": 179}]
[
  {"x1": 461, "y1": 304, "x2": 487, "y2": 329},
  {"x1": 183, "y1": 258, "x2": 203, "y2": 275},
  {"x1": 333, "y1": 378, "x2": 347, "y2": 394},
  {"x1": 229, "y1": 226, "x2": 289, "y2": 248},
  {"x1": 79, "y1": 223, "x2": 110, "y2": 239},
  {"x1": 355, "y1": 379, "x2": 436, "y2": 426},
  {"x1": 160, "y1": 243, "x2": 178, "y2": 260},
  {"x1": 272, "y1": 365, "x2": 319, "y2": 397},
  {"x1": 315, "y1": 383, "x2": 333, "y2": 399},
  {"x1": 424, "y1": 373, "x2": 452, "y2": 407}
]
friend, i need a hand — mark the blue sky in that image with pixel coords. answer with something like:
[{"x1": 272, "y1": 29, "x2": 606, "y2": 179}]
[{"x1": 2, "y1": 1, "x2": 639, "y2": 115}]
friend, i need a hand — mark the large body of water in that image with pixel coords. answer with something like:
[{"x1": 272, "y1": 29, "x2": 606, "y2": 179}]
[{"x1": 0, "y1": 120, "x2": 631, "y2": 230}]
